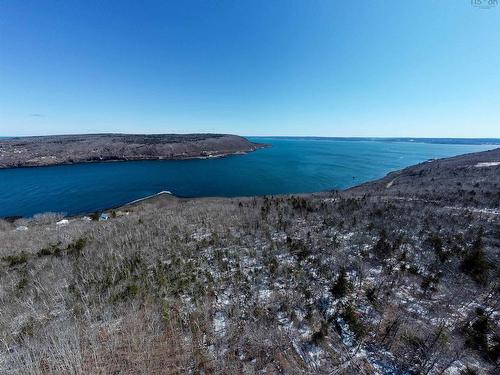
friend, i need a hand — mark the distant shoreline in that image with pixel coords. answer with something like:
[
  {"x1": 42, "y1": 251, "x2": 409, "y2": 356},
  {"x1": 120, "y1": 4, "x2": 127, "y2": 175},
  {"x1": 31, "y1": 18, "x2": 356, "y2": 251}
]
[
  {"x1": 0, "y1": 148, "x2": 267, "y2": 171},
  {"x1": 248, "y1": 136, "x2": 500, "y2": 146},
  {"x1": 3, "y1": 135, "x2": 500, "y2": 146},
  {"x1": 0, "y1": 133, "x2": 267, "y2": 169}
]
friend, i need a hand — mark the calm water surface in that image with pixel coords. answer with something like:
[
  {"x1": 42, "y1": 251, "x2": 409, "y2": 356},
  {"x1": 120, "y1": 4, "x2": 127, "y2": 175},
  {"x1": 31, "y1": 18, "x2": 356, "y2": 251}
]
[{"x1": 0, "y1": 138, "x2": 496, "y2": 217}]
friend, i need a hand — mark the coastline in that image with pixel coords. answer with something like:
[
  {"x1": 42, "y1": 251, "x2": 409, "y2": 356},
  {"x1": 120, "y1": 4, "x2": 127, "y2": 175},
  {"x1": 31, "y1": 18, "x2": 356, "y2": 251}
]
[
  {"x1": 123, "y1": 190, "x2": 173, "y2": 206},
  {"x1": 0, "y1": 133, "x2": 269, "y2": 170},
  {"x1": 0, "y1": 144, "x2": 269, "y2": 171},
  {"x1": 2, "y1": 146, "x2": 498, "y2": 220}
]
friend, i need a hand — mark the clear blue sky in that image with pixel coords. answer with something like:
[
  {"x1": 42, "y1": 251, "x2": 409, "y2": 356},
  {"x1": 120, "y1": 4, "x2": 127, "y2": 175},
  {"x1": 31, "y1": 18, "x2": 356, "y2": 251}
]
[{"x1": 1, "y1": 0, "x2": 499, "y2": 137}]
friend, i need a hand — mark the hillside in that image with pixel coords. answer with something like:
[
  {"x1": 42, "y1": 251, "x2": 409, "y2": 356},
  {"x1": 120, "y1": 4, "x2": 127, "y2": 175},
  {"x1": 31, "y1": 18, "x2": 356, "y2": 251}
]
[
  {"x1": 0, "y1": 134, "x2": 265, "y2": 168},
  {"x1": 0, "y1": 149, "x2": 499, "y2": 374},
  {"x1": 347, "y1": 147, "x2": 500, "y2": 209}
]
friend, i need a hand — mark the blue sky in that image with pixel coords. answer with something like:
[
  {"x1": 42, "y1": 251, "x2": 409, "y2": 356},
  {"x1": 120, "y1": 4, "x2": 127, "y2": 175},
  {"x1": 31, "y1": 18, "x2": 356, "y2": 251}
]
[{"x1": 1, "y1": 0, "x2": 499, "y2": 137}]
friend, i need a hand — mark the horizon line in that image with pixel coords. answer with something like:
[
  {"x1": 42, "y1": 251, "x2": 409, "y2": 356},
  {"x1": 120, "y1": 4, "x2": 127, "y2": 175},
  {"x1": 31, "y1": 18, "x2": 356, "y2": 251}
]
[{"x1": 1, "y1": 133, "x2": 500, "y2": 140}]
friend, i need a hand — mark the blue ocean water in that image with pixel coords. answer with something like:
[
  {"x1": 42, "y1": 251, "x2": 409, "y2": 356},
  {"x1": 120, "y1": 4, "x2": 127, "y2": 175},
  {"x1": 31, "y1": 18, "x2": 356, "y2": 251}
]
[{"x1": 0, "y1": 137, "x2": 497, "y2": 217}]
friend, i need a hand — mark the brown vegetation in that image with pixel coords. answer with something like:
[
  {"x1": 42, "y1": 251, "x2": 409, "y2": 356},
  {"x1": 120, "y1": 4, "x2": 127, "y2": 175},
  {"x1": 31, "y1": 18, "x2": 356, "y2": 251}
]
[
  {"x1": 0, "y1": 133, "x2": 266, "y2": 168},
  {"x1": 0, "y1": 150, "x2": 499, "y2": 374}
]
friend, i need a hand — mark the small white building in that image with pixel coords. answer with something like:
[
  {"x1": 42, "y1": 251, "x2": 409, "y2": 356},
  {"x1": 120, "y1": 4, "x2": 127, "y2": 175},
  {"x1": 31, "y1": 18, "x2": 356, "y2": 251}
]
[{"x1": 99, "y1": 213, "x2": 110, "y2": 221}]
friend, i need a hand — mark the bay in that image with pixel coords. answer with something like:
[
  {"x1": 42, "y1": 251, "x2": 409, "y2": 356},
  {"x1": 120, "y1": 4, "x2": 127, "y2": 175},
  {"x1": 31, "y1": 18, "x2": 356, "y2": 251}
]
[{"x1": 0, "y1": 137, "x2": 497, "y2": 217}]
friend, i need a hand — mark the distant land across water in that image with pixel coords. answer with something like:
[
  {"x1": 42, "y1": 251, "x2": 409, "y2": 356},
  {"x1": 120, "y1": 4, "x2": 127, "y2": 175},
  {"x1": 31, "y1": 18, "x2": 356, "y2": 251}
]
[
  {"x1": 248, "y1": 137, "x2": 500, "y2": 145},
  {"x1": 2, "y1": 136, "x2": 500, "y2": 145},
  {"x1": 0, "y1": 137, "x2": 499, "y2": 217}
]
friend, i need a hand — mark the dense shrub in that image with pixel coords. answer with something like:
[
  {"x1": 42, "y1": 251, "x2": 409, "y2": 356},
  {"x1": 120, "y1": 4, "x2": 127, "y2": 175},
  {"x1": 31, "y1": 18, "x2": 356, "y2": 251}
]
[
  {"x1": 373, "y1": 230, "x2": 392, "y2": 258},
  {"x1": 460, "y1": 232, "x2": 490, "y2": 284},
  {"x1": 2, "y1": 252, "x2": 28, "y2": 267},
  {"x1": 66, "y1": 238, "x2": 87, "y2": 256},
  {"x1": 330, "y1": 267, "x2": 351, "y2": 298},
  {"x1": 464, "y1": 308, "x2": 500, "y2": 362},
  {"x1": 341, "y1": 304, "x2": 365, "y2": 339}
]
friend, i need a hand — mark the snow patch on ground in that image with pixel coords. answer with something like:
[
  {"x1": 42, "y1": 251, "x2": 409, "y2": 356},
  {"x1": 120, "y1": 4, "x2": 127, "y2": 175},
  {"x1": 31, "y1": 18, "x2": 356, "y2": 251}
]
[
  {"x1": 258, "y1": 288, "x2": 272, "y2": 303},
  {"x1": 191, "y1": 228, "x2": 211, "y2": 241},
  {"x1": 213, "y1": 311, "x2": 226, "y2": 336},
  {"x1": 336, "y1": 317, "x2": 355, "y2": 348},
  {"x1": 271, "y1": 231, "x2": 288, "y2": 242},
  {"x1": 475, "y1": 161, "x2": 500, "y2": 167}
]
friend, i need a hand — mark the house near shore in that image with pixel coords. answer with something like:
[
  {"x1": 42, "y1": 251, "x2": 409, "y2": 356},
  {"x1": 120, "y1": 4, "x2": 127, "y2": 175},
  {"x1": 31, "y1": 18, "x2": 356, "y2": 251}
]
[{"x1": 99, "y1": 213, "x2": 110, "y2": 221}]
